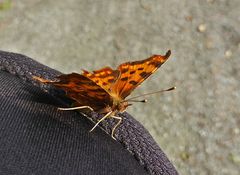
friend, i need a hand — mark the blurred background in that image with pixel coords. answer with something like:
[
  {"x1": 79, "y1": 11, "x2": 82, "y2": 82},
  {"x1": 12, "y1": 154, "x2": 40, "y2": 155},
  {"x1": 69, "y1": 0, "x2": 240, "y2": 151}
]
[{"x1": 0, "y1": 0, "x2": 239, "y2": 174}]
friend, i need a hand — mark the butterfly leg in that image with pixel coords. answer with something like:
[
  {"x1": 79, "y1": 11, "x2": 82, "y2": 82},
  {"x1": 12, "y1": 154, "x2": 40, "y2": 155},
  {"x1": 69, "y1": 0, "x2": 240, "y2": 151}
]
[
  {"x1": 110, "y1": 116, "x2": 122, "y2": 139},
  {"x1": 89, "y1": 111, "x2": 113, "y2": 133},
  {"x1": 58, "y1": 106, "x2": 93, "y2": 111}
]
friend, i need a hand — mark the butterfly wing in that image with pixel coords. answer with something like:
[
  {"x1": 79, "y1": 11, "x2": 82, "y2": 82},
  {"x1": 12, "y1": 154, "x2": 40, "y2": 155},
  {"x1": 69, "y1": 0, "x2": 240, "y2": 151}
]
[
  {"x1": 35, "y1": 73, "x2": 113, "y2": 111},
  {"x1": 82, "y1": 66, "x2": 120, "y2": 92},
  {"x1": 111, "y1": 50, "x2": 171, "y2": 99},
  {"x1": 35, "y1": 50, "x2": 170, "y2": 109}
]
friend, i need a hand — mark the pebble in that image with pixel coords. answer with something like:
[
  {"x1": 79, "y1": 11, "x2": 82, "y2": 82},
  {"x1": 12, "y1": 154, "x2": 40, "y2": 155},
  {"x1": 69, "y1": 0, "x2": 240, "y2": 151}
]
[
  {"x1": 225, "y1": 50, "x2": 232, "y2": 58},
  {"x1": 198, "y1": 24, "x2": 207, "y2": 33}
]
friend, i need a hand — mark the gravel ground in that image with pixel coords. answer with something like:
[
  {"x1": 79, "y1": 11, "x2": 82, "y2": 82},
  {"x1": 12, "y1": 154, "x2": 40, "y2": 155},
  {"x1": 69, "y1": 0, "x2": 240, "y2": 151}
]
[{"x1": 1, "y1": 0, "x2": 240, "y2": 174}]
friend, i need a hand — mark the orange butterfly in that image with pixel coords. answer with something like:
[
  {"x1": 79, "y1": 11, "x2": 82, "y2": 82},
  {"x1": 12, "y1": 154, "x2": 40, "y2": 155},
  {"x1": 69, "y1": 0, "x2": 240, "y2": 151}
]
[{"x1": 34, "y1": 50, "x2": 174, "y2": 139}]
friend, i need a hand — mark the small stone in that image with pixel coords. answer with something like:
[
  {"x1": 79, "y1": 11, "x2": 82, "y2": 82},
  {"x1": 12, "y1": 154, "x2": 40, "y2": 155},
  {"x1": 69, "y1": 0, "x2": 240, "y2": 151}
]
[
  {"x1": 180, "y1": 152, "x2": 190, "y2": 161},
  {"x1": 185, "y1": 15, "x2": 193, "y2": 22},
  {"x1": 197, "y1": 24, "x2": 207, "y2": 33},
  {"x1": 225, "y1": 50, "x2": 232, "y2": 58},
  {"x1": 233, "y1": 128, "x2": 239, "y2": 134}
]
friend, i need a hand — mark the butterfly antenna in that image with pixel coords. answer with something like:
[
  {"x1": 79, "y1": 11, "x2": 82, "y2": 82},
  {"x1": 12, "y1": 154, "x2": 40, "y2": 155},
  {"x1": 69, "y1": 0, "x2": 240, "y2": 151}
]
[
  {"x1": 127, "y1": 99, "x2": 147, "y2": 103},
  {"x1": 126, "y1": 86, "x2": 176, "y2": 101}
]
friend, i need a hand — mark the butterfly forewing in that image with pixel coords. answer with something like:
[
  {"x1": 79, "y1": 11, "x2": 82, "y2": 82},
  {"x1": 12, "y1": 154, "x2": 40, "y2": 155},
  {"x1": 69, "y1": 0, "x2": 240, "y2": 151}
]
[{"x1": 111, "y1": 50, "x2": 171, "y2": 99}]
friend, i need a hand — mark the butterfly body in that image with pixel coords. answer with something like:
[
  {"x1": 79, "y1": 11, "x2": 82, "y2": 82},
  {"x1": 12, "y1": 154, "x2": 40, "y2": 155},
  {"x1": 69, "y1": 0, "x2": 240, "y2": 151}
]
[{"x1": 33, "y1": 50, "x2": 171, "y2": 139}]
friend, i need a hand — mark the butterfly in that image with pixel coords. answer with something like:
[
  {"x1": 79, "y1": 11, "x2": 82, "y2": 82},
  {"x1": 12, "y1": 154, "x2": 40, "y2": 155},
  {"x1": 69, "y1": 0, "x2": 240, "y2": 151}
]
[{"x1": 33, "y1": 50, "x2": 174, "y2": 139}]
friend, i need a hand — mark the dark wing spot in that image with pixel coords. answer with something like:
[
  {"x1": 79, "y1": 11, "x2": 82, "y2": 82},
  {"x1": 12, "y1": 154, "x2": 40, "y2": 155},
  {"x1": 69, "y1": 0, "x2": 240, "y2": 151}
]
[
  {"x1": 121, "y1": 68, "x2": 128, "y2": 73},
  {"x1": 108, "y1": 78, "x2": 115, "y2": 83},
  {"x1": 137, "y1": 67, "x2": 144, "y2": 71},
  {"x1": 130, "y1": 70, "x2": 136, "y2": 74},
  {"x1": 129, "y1": 80, "x2": 138, "y2": 85},
  {"x1": 89, "y1": 75, "x2": 95, "y2": 78},
  {"x1": 99, "y1": 74, "x2": 109, "y2": 78},
  {"x1": 139, "y1": 72, "x2": 150, "y2": 78},
  {"x1": 102, "y1": 82, "x2": 108, "y2": 86},
  {"x1": 149, "y1": 61, "x2": 160, "y2": 67},
  {"x1": 121, "y1": 77, "x2": 128, "y2": 81},
  {"x1": 95, "y1": 80, "x2": 99, "y2": 83}
]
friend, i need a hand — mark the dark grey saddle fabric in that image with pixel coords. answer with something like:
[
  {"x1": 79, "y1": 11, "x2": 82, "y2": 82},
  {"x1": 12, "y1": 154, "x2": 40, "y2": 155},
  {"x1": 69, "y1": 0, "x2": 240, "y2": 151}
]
[{"x1": 0, "y1": 51, "x2": 178, "y2": 175}]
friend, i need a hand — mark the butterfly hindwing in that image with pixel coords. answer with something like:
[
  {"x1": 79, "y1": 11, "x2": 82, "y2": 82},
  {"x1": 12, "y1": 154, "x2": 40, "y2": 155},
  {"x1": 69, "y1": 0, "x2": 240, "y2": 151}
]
[{"x1": 44, "y1": 73, "x2": 112, "y2": 111}]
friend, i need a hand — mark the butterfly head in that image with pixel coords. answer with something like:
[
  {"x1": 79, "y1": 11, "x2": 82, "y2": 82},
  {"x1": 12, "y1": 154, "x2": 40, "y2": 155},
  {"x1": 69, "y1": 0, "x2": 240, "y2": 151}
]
[{"x1": 111, "y1": 99, "x2": 131, "y2": 113}]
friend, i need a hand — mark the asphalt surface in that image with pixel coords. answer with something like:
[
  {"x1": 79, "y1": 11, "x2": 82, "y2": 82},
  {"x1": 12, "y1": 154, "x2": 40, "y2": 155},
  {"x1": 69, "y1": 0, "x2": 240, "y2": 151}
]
[{"x1": 0, "y1": 0, "x2": 239, "y2": 174}]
